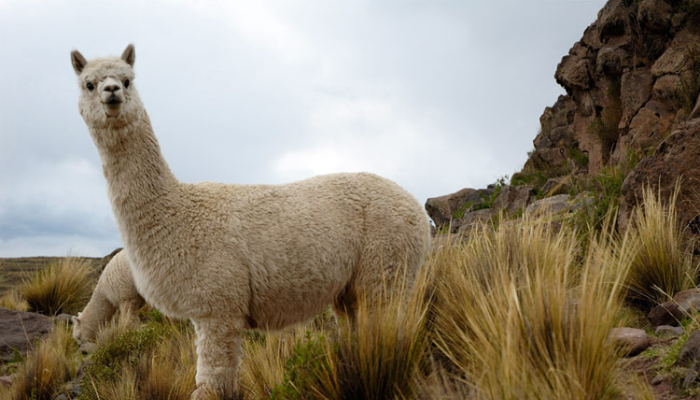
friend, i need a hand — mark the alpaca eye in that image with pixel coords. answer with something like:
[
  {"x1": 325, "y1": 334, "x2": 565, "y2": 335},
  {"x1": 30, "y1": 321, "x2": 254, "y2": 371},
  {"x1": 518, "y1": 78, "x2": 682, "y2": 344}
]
[
  {"x1": 124, "y1": 79, "x2": 130, "y2": 88},
  {"x1": 86, "y1": 82, "x2": 94, "y2": 91}
]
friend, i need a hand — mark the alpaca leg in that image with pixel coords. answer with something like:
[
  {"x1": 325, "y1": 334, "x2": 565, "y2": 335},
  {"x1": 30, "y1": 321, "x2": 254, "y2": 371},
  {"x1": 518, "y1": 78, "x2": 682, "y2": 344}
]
[{"x1": 190, "y1": 318, "x2": 244, "y2": 400}]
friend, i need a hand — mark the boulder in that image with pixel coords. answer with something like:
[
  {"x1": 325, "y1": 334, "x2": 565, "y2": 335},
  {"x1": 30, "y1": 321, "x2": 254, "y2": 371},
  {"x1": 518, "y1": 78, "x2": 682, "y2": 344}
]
[
  {"x1": 555, "y1": 55, "x2": 591, "y2": 92},
  {"x1": 0, "y1": 307, "x2": 53, "y2": 361},
  {"x1": 493, "y1": 185, "x2": 534, "y2": 215},
  {"x1": 609, "y1": 327, "x2": 651, "y2": 356},
  {"x1": 597, "y1": 0, "x2": 629, "y2": 41},
  {"x1": 619, "y1": 118, "x2": 700, "y2": 251},
  {"x1": 619, "y1": 68, "x2": 653, "y2": 128},
  {"x1": 525, "y1": 194, "x2": 571, "y2": 216},
  {"x1": 652, "y1": 74, "x2": 680, "y2": 103},
  {"x1": 456, "y1": 209, "x2": 497, "y2": 235},
  {"x1": 655, "y1": 325, "x2": 684, "y2": 338},
  {"x1": 425, "y1": 188, "x2": 477, "y2": 228},
  {"x1": 648, "y1": 301, "x2": 685, "y2": 327},
  {"x1": 637, "y1": 0, "x2": 672, "y2": 32},
  {"x1": 678, "y1": 331, "x2": 700, "y2": 366}
]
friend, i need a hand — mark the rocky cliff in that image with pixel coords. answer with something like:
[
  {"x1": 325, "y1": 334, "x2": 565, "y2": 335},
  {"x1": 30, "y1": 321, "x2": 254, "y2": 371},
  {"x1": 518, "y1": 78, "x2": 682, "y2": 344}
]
[{"x1": 427, "y1": 0, "x2": 700, "y2": 248}]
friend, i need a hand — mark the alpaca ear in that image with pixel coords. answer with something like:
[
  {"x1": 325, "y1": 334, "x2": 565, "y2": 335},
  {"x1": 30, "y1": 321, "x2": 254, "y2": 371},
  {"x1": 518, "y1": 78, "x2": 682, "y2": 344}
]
[
  {"x1": 71, "y1": 316, "x2": 80, "y2": 325},
  {"x1": 121, "y1": 44, "x2": 135, "y2": 67},
  {"x1": 71, "y1": 50, "x2": 87, "y2": 75}
]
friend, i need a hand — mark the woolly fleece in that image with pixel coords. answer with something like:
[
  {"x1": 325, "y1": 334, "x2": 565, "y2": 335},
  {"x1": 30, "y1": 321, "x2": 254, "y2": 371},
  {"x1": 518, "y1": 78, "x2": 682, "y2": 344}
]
[
  {"x1": 71, "y1": 44, "x2": 432, "y2": 400},
  {"x1": 71, "y1": 250, "x2": 144, "y2": 350}
]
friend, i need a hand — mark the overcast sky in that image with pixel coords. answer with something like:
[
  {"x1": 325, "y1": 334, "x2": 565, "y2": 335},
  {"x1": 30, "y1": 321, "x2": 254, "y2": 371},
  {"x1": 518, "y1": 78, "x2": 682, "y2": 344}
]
[{"x1": 0, "y1": 0, "x2": 606, "y2": 257}]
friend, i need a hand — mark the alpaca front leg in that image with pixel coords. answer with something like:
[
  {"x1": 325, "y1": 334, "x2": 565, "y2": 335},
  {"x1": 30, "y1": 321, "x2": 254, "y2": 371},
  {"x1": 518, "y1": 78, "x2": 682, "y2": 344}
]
[{"x1": 191, "y1": 318, "x2": 244, "y2": 400}]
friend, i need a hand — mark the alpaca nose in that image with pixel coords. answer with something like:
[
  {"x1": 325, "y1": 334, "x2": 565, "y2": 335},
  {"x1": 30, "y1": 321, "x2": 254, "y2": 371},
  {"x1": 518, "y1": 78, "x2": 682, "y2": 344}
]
[{"x1": 104, "y1": 83, "x2": 121, "y2": 93}]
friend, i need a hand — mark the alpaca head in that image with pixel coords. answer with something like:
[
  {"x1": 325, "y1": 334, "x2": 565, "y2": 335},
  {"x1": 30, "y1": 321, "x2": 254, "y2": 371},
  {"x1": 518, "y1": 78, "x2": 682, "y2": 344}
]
[
  {"x1": 71, "y1": 312, "x2": 84, "y2": 343},
  {"x1": 71, "y1": 44, "x2": 144, "y2": 132}
]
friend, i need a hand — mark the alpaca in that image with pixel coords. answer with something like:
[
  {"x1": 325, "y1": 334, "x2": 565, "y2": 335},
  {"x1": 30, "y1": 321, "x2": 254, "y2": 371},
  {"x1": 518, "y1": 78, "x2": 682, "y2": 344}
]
[
  {"x1": 71, "y1": 44, "x2": 431, "y2": 400},
  {"x1": 71, "y1": 250, "x2": 145, "y2": 351}
]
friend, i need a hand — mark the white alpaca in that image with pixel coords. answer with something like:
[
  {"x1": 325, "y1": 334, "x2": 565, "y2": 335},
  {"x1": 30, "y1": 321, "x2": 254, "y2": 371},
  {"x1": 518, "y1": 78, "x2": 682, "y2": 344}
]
[
  {"x1": 71, "y1": 44, "x2": 431, "y2": 399},
  {"x1": 71, "y1": 250, "x2": 145, "y2": 351}
]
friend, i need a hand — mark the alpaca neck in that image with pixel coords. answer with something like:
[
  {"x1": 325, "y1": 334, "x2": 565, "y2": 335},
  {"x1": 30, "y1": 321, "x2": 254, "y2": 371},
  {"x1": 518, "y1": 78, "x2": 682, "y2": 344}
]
[{"x1": 91, "y1": 112, "x2": 179, "y2": 245}]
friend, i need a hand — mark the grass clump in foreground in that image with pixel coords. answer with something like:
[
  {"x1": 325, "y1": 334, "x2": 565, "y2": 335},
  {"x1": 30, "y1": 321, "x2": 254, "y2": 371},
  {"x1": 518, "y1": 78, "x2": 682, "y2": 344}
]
[
  {"x1": 625, "y1": 186, "x2": 699, "y2": 309},
  {"x1": 429, "y1": 214, "x2": 645, "y2": 399},
  {"x1": 1, "y1": 324, "x2": 80, "y2": 400},
  {"x1": 10, "y1": 200, "x2": 696, "y2": 399},
  {"x1": 19, "y1": 257, "x2": 95, "y2": 316}
]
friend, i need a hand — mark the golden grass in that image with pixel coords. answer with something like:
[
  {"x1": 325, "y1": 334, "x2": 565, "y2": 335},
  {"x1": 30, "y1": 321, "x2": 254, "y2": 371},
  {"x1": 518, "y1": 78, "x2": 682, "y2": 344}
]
[
  {"x1": 20, "y1": 257, "x2": 95, "y2": 316},
  {"x1": 8, "y1": 197, "x2": 694, "y2": 399},
  {"x1": 431, "y1": 215, "x2": 638, "y2": 399},
  {"x1": 1, "y1": 324, "x2": 80, "y2": 400},
  {"x1": 625, "y1": 186, "x2": 699, "y2": 308},
  {"x1": 0, "y1": 290, "x2": 29, "y2": 311}
]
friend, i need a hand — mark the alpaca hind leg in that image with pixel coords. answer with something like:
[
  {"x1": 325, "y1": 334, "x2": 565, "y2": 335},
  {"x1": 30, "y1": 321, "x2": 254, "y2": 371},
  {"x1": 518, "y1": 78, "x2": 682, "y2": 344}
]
[{"x1": 190, "y1": 318, "x2": 244, "y2": 400}]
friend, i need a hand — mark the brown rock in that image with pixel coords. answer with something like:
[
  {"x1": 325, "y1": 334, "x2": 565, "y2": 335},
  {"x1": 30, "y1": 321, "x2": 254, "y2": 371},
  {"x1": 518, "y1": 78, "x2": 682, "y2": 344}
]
[
  {"x1": 619, "y1": 119, "x2": 700, "y2": 250},
  {"x1": 651, "y1": 29, "x2": 698, "y2": 77},
  {"x1": 652, "y1": 74, "x2": 681, "y2": 102},
  {"x1": 556, "y1": 55, "x2": 591, "y2": 92},
  {"x1": 456, "y1": 209, "x2": 496, "y2": 235},
  {"x1": 425, "y1": 188, "x2": 477, "y2": 228},
  {"x1": 648, "y1": 301, "x2": 684, "y2": 327},
  {"x1": 0, "y1": 375, "x2": 12, "y2": 388},
  {"x1": 596, "y1": 37, "x2": 631, "y2": 76},
  {"x1": 493, "y1": 185, "x2": 533, "y2": 214},
  {"x1": 597, "y1": 0, "x2": 629, "y2": 41},
  {"x1": 0, "y1": 308, "x2": 53, "y2": 361},
  {"x1": 625, "y1": 100, "x2": 675, "y2": 152},
  {"x1": 674, "y1": 289, "x2": 700, "y2": 314},
  {"x1": 638, "y1": 0, "x2": 672, "y2": 32},
  {"x1": 609, "y1": 327, "x2": 651, "y2": 356},
  {"x1": 620, "y1": 68, "x2": 653, "y2": 128},
  {"x1": 655, "y1": 325, "x2": 684, "y2": 337},
  {"x1": 525, "y1": 194, "x2": 571, "y2": 216},
  {"x1": 678, "y1": 331, "x2": 700, "y2": 366}
]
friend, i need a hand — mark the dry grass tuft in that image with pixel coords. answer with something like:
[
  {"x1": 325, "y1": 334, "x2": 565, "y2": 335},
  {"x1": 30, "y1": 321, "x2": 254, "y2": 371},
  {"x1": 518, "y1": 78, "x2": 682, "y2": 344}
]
[
  {"x1": 0, "y1": 290, "x2": 29, "y2": 312},
  {"x1": 1, "y1": 324, "x2": 79, "y2": 400},
  {"x1": 625, "y1": 186, "x2": 699, "y2": 308},
  {"x1": 431, "y1": 215, "x2": 636, "y2": 399},
  {"x1": 20, "y1": 257, "x2": 95, "y2": 316}
]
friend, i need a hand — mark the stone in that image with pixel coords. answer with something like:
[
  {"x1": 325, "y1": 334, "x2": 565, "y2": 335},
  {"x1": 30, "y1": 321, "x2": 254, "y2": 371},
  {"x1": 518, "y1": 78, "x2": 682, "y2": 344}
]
[
  {"x1": 598, "y1": 0, "x2": 629, "y2": 41},
  {"x1": 690, "y1": 92, "x2": 700, "y2": 120},
  {"x1": 674, "y1": 289, "x2": 700, "y2": 314},
  {"x1": 425, "y1": 188, "x2": 477, "y2": 229},
  {"x1": 493, "y1": 185, "x2": 534, "y2": 215},
  {"x1": 608, "y1": 327, "x2": 651, "y2": 356},
  {"x1": 456, "y1": 209, "x2": 496, "y2": 235},
  {"x1": 651, "y1": 29, "x2": 698, "y2": 77},
  {"x1": 539, "y1": 177, "x2": 569, "y2": 197},
  {"x1": 623, "y1": 100, "x2": 675, "y2": 155},
  {"x1": 620, "y1": 68, "x2": 653, "y2": 128},
  {"x1": 619, "y1": 119, "x2": 700, "y2": 252},
  {"x1": 651, "y1": 373, "x2": 671, "y2": 386},
  {"x1": 684, "y1": 366, "x2": 699, "y2": 390},
  {"x1": 0, "y1": 307, "x2": 53, "y2": 361},
  {"x1": 525, "y1": 194, "x2": 571, "y2": 216},
  {"x1": 638, "y1": 0, "x2": 672, "y2": 32},
  {"x1": 678, "y1": 331, "x2": 700, "y2": 366},
  {"x1": 652, "y1": 74, "x2": 680, "y2": 103},
  {"x1": 648, "y1": 301, "x2": 684, "y2": 327},
  {"x1": 555, "y1": 55, "x2": 591, "y2": 92},
  {"x1": 54, "y1": 313, "x2": 73, "y2": 325},
  {"x1": 0, "y1": 375, "x2": 12, "y2": 388},
  {"x1": 655, "y1": 325, "x2": 684, "y2": 337},
  {"x1": 596, "y1": 38, "x2": 631, "y2": 76}
]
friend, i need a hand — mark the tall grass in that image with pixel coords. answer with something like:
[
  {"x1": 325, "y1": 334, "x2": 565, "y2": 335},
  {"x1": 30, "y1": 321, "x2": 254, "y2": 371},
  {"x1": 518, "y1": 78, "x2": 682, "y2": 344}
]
[
  {"x1": 20, "y1": 257, "x2": 94, "y2": 316},
  {"x1": 625, "y1": 186, "x2": 699, "y2": 308},
  {"x1": 431, "y1": 215, "x2": 637, "y2": 399},
  {"x1": 270, "y1": 265, "x2": 432, "y2": 400},
  {"x1": 1, "y1": 324, "x2": 80, "y2": 400}
]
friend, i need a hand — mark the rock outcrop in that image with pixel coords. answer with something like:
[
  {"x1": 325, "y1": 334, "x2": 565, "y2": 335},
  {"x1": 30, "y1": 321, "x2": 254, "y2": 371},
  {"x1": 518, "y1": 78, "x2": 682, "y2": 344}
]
[
  {"x1": 0, "y1": 307, "x2": 53, "y2": 361},
  {"x1": 426, "y1": 0, "x2": 700, "y2": 241}
]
